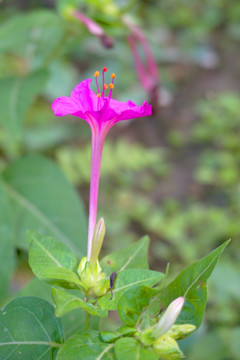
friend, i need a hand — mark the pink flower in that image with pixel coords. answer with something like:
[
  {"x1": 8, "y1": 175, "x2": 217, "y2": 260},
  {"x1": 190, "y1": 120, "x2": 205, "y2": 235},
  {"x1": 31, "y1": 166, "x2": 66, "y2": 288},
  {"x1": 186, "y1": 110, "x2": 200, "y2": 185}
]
[{"x1": 52, "y1": 68, "x2": 152, "y2": 259}]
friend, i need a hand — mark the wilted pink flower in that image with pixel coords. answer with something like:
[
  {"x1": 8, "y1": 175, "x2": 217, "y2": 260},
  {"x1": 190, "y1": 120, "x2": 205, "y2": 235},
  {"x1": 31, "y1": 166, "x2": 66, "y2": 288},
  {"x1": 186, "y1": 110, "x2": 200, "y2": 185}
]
[{"x1": 52, "y1": 68, "x2": 152, "y2": 259}]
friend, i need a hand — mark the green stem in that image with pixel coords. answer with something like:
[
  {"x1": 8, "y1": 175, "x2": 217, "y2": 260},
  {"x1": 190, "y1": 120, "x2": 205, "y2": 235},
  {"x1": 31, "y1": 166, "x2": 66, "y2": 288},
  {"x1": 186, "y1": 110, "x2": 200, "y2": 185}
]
[{"x1": 84, "y1": 312, "x2": 91, "y2": 330}]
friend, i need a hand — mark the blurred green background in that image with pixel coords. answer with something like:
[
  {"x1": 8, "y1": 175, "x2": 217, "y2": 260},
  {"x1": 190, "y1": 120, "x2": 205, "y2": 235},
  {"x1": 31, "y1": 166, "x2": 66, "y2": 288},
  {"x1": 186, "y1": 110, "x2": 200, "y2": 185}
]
[{"x1": 0, "y1": 0, "x2": 240, "y2": 358}]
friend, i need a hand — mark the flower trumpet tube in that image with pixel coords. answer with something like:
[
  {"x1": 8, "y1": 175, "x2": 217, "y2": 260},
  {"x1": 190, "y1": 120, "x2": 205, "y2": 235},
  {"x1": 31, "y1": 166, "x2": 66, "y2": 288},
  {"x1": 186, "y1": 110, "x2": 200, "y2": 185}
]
[
  {"x1": 52, "y1": 68, "x2": 152, "y2": 259},
  {"x1": 152, "y1": 297, "x2": 185, "y2": 339}
]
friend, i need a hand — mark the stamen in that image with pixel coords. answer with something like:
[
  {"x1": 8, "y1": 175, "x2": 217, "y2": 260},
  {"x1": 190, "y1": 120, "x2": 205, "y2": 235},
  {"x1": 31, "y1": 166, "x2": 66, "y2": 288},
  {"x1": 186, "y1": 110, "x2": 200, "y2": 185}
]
[
  {"x1": 108, "y1": 73, "x2": 115, "y2": 99},
  {"x1": 94, "y1": 71, "x2": 100, "y2": 94},
  {"x1": 104, "y1": 84, "x2": 108, "y2": 90},
  {"x1": 97, "y1": 93, "x2": 101, "y2": 98}
]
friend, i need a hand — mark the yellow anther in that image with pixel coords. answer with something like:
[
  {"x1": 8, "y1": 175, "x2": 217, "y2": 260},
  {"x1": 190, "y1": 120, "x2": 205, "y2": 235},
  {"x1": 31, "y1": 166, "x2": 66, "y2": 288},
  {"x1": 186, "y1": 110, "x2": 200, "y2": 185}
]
[
  {"x1": 97, "y1": 93, "x2": 101, "y2": 97},
  {"x1": 109, "y1": 83, "x2": 114, "y2": 89},
  {"x1": 111, "y1": 73, "x2": 116, "y2": 79},
  {"x1": 94, "y1": 71, "x2": 100, "y2": 77},
  {"x1": 104, "y1": 83, "x2": 108, "y2": 90}
]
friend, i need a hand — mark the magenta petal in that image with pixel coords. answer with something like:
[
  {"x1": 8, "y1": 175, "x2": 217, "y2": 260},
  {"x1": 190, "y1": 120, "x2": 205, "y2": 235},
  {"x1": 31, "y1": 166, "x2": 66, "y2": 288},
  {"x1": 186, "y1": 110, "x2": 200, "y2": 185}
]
[
  {"x1": 109, "y1": 99, "x2": 152, "y2": 121},
  {"x1": 71, "y1": 79, "x2": 98, "y2": 111},
  {"x1": 51, "y1": 96, "x2": 81, "y2": 116}
]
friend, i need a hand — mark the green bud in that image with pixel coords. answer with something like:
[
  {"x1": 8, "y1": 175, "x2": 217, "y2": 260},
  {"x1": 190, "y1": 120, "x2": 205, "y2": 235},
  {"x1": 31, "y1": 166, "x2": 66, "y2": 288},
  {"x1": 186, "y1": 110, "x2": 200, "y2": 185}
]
[
  {"x1": 153, "y1": 335, "x2": 184, "y2": 360},
  {"x1": 77, "y1": 257, "x2": 88, "y2": 277},
  {"x1": 93, "y1": 278, "x2": 110, "y2": 297},
  {"x1": 90, "y1": 218, "x2": 105, "y2": 267},
  {"x1": 80, "y1": 261, "x2": 95, "y2": 288},
  {"x1": 167, "y1": 324, "x2": 196, "y2": 340}
]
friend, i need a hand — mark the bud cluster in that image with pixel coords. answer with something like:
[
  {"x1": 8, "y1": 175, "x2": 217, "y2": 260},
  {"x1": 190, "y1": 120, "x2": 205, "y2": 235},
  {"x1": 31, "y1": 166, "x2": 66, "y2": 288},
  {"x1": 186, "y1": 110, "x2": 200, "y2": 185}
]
[
  {"x1": 137, "y1": 297, "x2": 196, "y2": 360},
  {"x1": 78, "y1": 257, "x2": 110, "y2": 298}
]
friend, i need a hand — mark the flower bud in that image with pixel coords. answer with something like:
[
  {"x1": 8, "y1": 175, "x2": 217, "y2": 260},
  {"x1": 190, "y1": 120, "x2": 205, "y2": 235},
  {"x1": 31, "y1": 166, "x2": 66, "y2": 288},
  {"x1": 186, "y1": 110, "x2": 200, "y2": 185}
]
[
  {"x1": 80, "y1": 261, "x2": 95, "y2": 288},
  {"x1": 153, "y1": 335, "x2": 184, "y2": 360},
  {"x1": 77, "y1": 257, "x2": 88, "y2": 277},
  {"x1": 167, "y1": 324, "x2": 196, "y2": 340},
  {"x1": 152, "y1": 297, "x2": 184, "y2": 339},
  {"x1": 93, "y1": 278, "x2": 110, "y2": 297},
  {"x1": 90, "y1": 218, "x2": 105, "y2": 266}
]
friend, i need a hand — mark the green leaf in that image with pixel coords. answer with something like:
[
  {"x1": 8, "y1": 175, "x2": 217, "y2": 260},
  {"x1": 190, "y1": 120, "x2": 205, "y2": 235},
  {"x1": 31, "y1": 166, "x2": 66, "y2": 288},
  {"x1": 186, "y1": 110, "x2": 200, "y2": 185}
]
[
  {"x1": 52, "y1": 288, "x2": 108, "y2": 318},
  {"x1": 3, "y1": 154, "x2": 87, "y2": 256},
  {"x1": 0, "y1": 70, "x2": 48, "y2": 136},
  {"x1": 114, "y1": 338, "x2": 158, "y2": 360},
  {"x1": 160, "y1": 240, "x2": 230, "y2": 328},
  {"x1": 0, "y1": 297, "x2": 63, "y2": 360},
  {"x1": 118, "y1": 286, "x2": 157, "y2": 326},
  {"x1": 0, "y1": 177, "x2": 15, "y2": 303},
  {"x1": 56, "y1": 330, "x2": 114, "y2": 360},
  {"x1": 39, "y1": 267, "x2": 85, "y2": 290},
  {"x1": 28, "y1": 231, "x2": 78, "y2": 275},
  {"x1": 98, "y1": 269, "x2": 164, "y2": 310},
  {"x1": 101, "y1": 236, "x2": 149, "y2": 275}
]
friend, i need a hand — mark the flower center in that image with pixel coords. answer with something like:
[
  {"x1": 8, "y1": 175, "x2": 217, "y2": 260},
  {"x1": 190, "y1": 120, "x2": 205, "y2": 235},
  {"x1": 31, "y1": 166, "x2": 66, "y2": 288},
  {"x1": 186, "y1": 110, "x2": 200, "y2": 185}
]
[{"x1": 94, "y1": 67, "x2": 116, "y2": 99}]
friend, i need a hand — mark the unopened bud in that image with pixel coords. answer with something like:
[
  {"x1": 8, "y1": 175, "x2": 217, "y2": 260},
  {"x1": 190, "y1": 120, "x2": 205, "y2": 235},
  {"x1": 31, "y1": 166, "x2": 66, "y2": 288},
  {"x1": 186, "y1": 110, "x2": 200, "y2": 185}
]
[
  {"x1": 90, "y1": 218, "x2": 105, "y2": 266},
  {"x1": 152, "y1": 297, "x2": 184, "y2": 339},
  {"x1": 77, "y1": 257, "x2": 87, "y2": 277},
  {"x1": 80, "y1": 261, "x2": 94, "y2": 288},
  {"x1": 167, "y1": 324, "x2": 196, "y2": 340},
  {"x1": 153, "y1": 335, "x2": 184, "y2": 360},
  {"x1": 93, "y1": 278, "x2": 110, "y2": 297}
]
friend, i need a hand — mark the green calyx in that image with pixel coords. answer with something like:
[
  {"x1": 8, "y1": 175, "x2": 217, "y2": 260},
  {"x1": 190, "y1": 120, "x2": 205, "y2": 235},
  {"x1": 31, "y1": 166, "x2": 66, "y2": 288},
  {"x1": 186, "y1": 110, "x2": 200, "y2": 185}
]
[
  {"x1": 152, "y1": 335, "x2": 184, "y2": 360},
  {"x1": 77, "y1": 256, "x2": 109, "y2": 297}
]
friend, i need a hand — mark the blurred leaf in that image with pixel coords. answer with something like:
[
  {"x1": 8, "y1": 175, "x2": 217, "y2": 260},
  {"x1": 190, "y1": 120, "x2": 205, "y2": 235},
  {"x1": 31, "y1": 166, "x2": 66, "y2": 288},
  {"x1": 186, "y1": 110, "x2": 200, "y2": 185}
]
[
  {"x1": 117, "y1": 286, "x2": 157, "y2": 326},
  {"x1": 98, "y1": 269, "x2": 164, "y2": 310},
  {"x1": 0, "y1": 297, "x2": 63, "y2": 360},
  {"x1": 3, "y1": 155, "x2": 87, "y2": 256},
  {"x1": 114, "y1": 338, "x2": 158, "y2": 360},
  {"x1": 0, "y1": 177, "x2": 15, "y2": 303},
  {"x1": 0, "y1": 10, "x2": 65, "y2": 69},
  {"x1": 52, "y1": 287, "x2": 107, "y2": 318},
  {"x1": 56, "y1": 330, "x2": 114, "y2": 360},
  {"x1": 0, "y1": 70, "x2": 48, "y2": 137},
  {"x1": 160, "y1": 240, "x2": 230, "y2": 328},
  {"x1": 101, "y1": 236, "x2": 149, "y2": 275},
  {"x1": 16, "y1": 277, "x2": 52, "y2": 303}
]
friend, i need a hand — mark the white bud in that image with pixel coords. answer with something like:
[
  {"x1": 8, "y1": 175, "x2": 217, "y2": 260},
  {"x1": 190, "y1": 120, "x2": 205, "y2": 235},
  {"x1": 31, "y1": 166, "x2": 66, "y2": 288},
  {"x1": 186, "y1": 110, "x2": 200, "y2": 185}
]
[{"x1": 152, "y1": 297, "x2": 185, "y2": 339}]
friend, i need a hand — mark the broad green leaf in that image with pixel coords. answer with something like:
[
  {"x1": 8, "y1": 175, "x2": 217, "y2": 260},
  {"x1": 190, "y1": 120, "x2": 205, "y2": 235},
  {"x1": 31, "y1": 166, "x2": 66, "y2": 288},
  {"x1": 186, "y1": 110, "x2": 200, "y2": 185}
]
[
  {"x1": 101, "y1": 236, "x2": 149, "y2": 275},
  {"x1": 28, "y1": 231, "x2": 78, "y2": 276},
  {"x1": 0, "y1": 178, "x2": 15, "y2": 303},
  {"x1": 0, "y1": 297, "x2": 63, "y2": 360},
  {"x1": 56, "y1": 330, "x2": 114, "y2": 360},
  {"x1": 0, "y1": 70, "x2": 48, "y2": 136},
  {"x1": 160, "y1": 240, "x2": 230, "y2": 328},
  {"x1": 0, "y1": 10, "x2": 64, "y2": 69},
  {"x1": 52, "y1": 288, "x2": 108, "y2": 318},
  {"x1": 117, "y1": 286, "x2": 157, "y2": 326},
  {"x1": 98, "y1": 269, "x2": 164, "y2": 310},
  {"x1": 114, "y1": 338, "x2": 158, "y2": 360},
  {"x1": 3, "y1": 154, "x2": 87, "y2": 256},
  {"x1": 39, "y1": 267, "x2": 85, "y2": 289}
]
